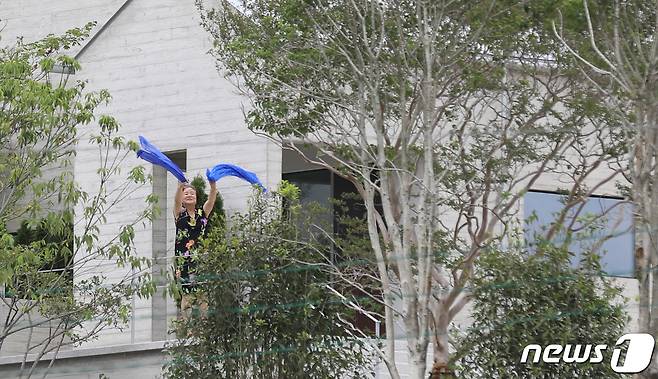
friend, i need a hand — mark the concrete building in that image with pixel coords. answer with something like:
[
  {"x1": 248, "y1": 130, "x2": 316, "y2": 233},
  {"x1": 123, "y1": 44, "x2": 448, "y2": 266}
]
[{"x1": 0, "y1": 1, "x2": 640, "y2": 378}]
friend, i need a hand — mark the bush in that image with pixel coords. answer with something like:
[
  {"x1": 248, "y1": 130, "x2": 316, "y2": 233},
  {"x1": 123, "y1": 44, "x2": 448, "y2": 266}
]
[
  {"x1": 454, "y1": 243, "x2": 628, "y2": 378},
  {"x1": 164, "y1": 182, "x2": 376, "y2": 379}
]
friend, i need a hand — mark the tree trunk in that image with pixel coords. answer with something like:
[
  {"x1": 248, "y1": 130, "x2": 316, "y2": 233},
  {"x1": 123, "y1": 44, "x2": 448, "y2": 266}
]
[
  {"x1": 429, "y1": 365, "x2": 455, "y2": 379},
  {"x1": 637, "y1": 112, "x2": 658, "y2": 379},
  {"x1": 648, "y1": 232, "x2": 658, "y2": 378},
  {"x1": 407, "y1": 343, "x2": 429, "y2": 379},
  {"x1": 430, "y1": 311, "x2": 451, "y2": 379},
  {"x1": 637, "y1": 234, "x2": 654, "y2": 379}
]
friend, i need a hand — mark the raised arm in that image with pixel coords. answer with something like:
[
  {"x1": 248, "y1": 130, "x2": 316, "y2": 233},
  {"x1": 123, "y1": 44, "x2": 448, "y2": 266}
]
[
  {"x1": 203, "y1": 181, "x2": 217, "y2": 217},
  {"x1": 173, "y1": 181, "x2": 185, "y2": 220}
]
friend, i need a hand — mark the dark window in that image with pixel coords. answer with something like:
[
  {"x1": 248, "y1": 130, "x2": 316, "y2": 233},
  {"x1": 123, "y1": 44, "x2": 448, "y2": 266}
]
[
  {"x1": 283, "y1": 169, "x2": 333, "y2": 238},
  {"x1": 164, "y1": 150, "x2": 187, "y2": 172},
  {"x1": 6, "y1": 218, "x2": 74, "y2": 298},
  {"x1": 283, "y1": 169, "x2": 379, "y2": 243},
  {"x1": 333, "y1": 174, "x2": 367, "y2": 237},
  {"x1": 524, "y1": 191, "x2": 634, "y2": 277},
  {"x1": 284, "y1": 169, "x2": 331, "y2": 209},
  {"x1": 283, "y1": 168, "x2": 383, "y2": 336},
  {"x1": 283, "y1": 169, "x2": 380, "y2": 237}
]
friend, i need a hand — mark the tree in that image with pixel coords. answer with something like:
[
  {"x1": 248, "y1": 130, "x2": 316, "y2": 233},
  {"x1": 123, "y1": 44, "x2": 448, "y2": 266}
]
[
  {"x1": 0, "y1": 27, "x2": 157, "y2": 377},
  {"x1": 552, "y1": 1, "x2": 658, "y2": 376},
  {"x1": 164, "y1": 182, "x2": 376, "y2": 379},
  {"x1": 455, "y1": 242, "x2": 628, "y2": 378},
  {"x1": 198, "y1": 0, "x2": 626, "y2": 377},
  {"x1": 190, "y1": 174, "x2": 225, "y2": 231}
]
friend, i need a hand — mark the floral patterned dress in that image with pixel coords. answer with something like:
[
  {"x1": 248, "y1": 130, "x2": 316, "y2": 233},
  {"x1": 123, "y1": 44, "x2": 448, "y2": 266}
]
[{"x1": 175, "y1": 208, "x2": 209, "y2": 291}]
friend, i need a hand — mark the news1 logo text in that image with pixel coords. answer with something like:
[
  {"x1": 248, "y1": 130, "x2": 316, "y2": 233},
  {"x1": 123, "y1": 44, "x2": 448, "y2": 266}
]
[{"x1": 521, "y1": 333, "x2": 656, "y2": 373}]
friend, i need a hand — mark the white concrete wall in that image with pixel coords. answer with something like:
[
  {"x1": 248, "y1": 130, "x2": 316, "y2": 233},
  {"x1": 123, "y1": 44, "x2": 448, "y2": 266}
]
[
  {"x1": 0, "y1": 1, "x2": 124, "y2": 44},
  {"x1": 0, "y1": 301, "x2": 73, "y2": 357},
  {"x1": 0, "y1": 342, "x2": 165, "y2": 379}
]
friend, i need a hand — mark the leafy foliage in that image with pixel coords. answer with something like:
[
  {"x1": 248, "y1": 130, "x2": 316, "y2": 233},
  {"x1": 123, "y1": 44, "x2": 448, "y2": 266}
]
[
  {"x1": 0, "y1": 26, "x2": 157, "y2": 375},
  {"x1": 197, "y1": 0, "x2": 629, "y2": 376},
  {"x1": 454, "y1": 243, "x2": 628, "y2": 378},
  {"x1": 0, "y1": 22, "x2": 103, "y2": 222},
  {"x1": 164, "y1": 183, "x2": 376, "y2": 379},
  {"x1": 190, "y1": 174, "x2": 225, "y2": 232},
  {"x1": 7, "y1": 215, "x2": 74, "y2": 298}
]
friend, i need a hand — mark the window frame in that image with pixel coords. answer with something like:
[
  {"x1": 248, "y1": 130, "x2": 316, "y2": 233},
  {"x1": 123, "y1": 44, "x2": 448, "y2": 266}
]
[{"x1": 282, "y1": 167, "x2": 384, "y2": 336}]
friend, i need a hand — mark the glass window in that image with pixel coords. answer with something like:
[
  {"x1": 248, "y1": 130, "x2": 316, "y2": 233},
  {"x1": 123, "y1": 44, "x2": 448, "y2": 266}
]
[
  {"x1": 164, "y1": 150, "x2": 187, "y2": 172},
  {"x1": 282, "y1": 168, "x2": 381, "y2": 335},
  {"x1": 282, "y1": 169, "x2": 333, "y2": 234},
  {"x1": 284, "y1": 170, "x2": 332, "y2": 208},
  {"x1": 524, "y1": 191, "x2": 634, "y2": 277},
  {"x1": 7, "y1": 218, "x2": 74, "y2": 298},
  {"x1": 282, "y1": 169, "x2": 381, "y2": 239}
]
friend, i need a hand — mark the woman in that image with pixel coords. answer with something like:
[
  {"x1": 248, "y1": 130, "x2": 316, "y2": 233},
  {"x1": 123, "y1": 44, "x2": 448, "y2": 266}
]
[{"x1": 173, "y1": 179, "x2": 218, "y2": 301}]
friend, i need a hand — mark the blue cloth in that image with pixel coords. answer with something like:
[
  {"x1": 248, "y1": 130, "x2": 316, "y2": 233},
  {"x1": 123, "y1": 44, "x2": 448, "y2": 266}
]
[
  {"x1": 136, "y1": 136, "x2": 187, "y2": 183},
  {"x1": 206, "y1": 163, "x2": 266, "y2": 191}
]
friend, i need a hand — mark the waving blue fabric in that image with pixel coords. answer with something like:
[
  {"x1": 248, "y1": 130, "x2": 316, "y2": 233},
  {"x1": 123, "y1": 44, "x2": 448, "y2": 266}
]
[
  {"x1": 136, "y1": 136, "x2": 187, "y2": 183},
  {"x1": 206, "y1": 163, "x2": 266, "y2": 191}
]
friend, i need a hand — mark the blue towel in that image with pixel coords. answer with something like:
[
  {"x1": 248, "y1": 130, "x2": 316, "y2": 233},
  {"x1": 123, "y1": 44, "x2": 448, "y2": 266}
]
[
  {"x1": 206, "y1": 163, "x2": 266, "y2": 191},
  {"x1": 136, "y1": 136, "x2": 187, "y2": 183}
]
